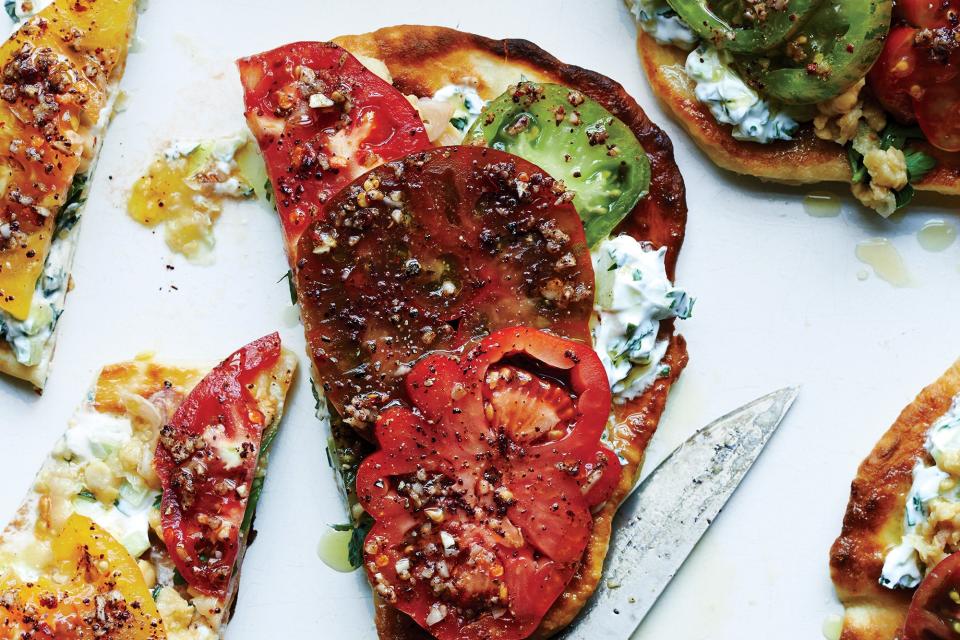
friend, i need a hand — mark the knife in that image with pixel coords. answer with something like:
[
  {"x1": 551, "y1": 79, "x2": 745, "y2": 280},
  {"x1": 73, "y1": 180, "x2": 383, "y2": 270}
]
[{"x1": 559, "y1": 386, "x2": 799, "y2": 639}]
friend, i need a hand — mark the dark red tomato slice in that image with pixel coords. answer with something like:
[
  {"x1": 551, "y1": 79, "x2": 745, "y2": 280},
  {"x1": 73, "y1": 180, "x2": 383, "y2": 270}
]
[
  {"x1": 355, "y1": 327, "x2": 620, "y2": 640},
  {"x1": 903, "y1": 552, "x2": 960, "y2": 639},
  {"x1": 868, "y1": 27, "x2": 922, "y2": 123},
  {"x1": 896, "y1": 0, "x2": 959, "y2": 28},
  {"x1": 237, "y1": 41, "x2": 430, "y2": 258},
  {"x1": 154, "y1": 333, "x2": 282, "y2": 598},
  {"x1": 296, "y1": 146, "x2": 595, "y2": 429},
  {"x1": 916, "y1": 83, "x2": 960, "y2": 152}
]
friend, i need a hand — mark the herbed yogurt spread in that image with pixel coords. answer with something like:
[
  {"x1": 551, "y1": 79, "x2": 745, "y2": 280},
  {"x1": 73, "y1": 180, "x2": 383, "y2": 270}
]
[
  {"x1": 591, "y1": 234, "x2": 692, "y2": 403},
  {"x1": 881, "y1": 395, "x2": 960, "y2": 589},
  {"x1": 628, "y1": 0, "x2": 800, "y2": 144}
]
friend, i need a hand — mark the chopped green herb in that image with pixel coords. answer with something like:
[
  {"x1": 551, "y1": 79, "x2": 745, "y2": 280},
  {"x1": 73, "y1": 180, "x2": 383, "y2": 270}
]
[
  {"x1": 348, "y1": 516, "x2": 374, "y2": 569},
  {"x1": 450, "y1": 116, "x2": 468, "y2": 131},
  {"x1": 151, "y1": 585, "x2": 161, "y2": 600},
  {"x1": 76, "y1": 489, "x2": 97, "y2": 502},
  {"x1": 173, "y1": 568, "x2": 187, "y2": 586},
  {"x1": 3, "y1": 0, "x2": 16, "y2": 21},
  {"x1": 894, "y1": 184, "x2": 915, "y2": 210},
  {"x1": 879, "y1": 122, "x2": 925, "y2": 151},
  {"x1": 263, "y1": 179, "x2": 274, "y2": 203},
  {"x1": 904, "y1": 149, "x2": 936, "y2": 183},
  {"x1": 847, "y1": 145, "x2": 866, "y2": 184},
  {"x1": 153, "y1": 493, "x2": 163, "y2": 509},
  {"x1": 331, "y1": 523, "x2": 352, "y2": 532},
  {"x1": 278, "y1": 270, "x2": 297, "y2": 304}
]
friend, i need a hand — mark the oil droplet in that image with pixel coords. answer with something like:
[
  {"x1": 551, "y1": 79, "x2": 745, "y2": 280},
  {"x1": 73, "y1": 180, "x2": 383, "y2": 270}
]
[
  {"x1": 855, "y1": 238, "x2": 912, "y2": 287},
  {"x1": 282, "y1": 304, "x2": 300, "y2": 328},
  {"x1": 917, "y1": 219, "x2": 957, "y2": 252},
  {"x1": 317, "y1": 528, "x2": 354, "y2": 573},
  {"x1": 822, "y1": 614, "x2": 844, "y2": 640},
  {"x1": 804, "y1": 191, "x2": 841, "y2": 218}
]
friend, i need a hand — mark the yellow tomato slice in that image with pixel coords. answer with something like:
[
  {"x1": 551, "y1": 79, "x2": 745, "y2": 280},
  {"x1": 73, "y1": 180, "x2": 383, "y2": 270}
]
[
  {"x1": 0, "y1": 514, "x2": 165, "y2": 639},
  {"x1": 0, "y1": 0, "x2": 136, "y2": 320}
]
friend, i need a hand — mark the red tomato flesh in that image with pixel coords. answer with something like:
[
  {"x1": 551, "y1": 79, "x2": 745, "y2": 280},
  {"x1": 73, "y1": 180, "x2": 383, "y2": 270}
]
[
  {"x1": 903, "y1": 551, "x2": 960, "y2": 639},
  {"x1": 355, "y1": 327, "x2": 621, "y2": 640},
  {"x1": 154, "y1": 333, "x2": 282, "y2": 598},
  {"x1": 867, "y1": 7, "x2": 960, "y2": 151},
  {"x1": 295, "y1": 146, "x2": 596, "y2": 429},
  {"x1": 238, "y1": 41, "x2": 431, "y2": 258}
]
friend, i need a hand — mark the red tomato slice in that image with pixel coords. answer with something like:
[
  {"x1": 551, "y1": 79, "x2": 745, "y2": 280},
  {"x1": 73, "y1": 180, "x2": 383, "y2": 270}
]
[
  {"x1": 154, "y1": 333, "x2": 282, "y2": 598},
  {"x1": 903, "y1": 552, "x2": 960, "y2": 639},
  {"x1": 916, "y1": 83, "x2": 960, "y2": 152},
  {"x1": 296, "y1": 146, "x2": 596, "y2": 428},
  {"x1": 355, "y1": 327, "x2": 620, "y2": 640},
  {"x1": 237, "y1": 41, "x2": 431, "y2": 258},
  {"x1": 896, "y1": 0, "x2": 959, "y2": 28},
  {"x1": 868, "y1": 27, "x2": 922, "y2": 123}
]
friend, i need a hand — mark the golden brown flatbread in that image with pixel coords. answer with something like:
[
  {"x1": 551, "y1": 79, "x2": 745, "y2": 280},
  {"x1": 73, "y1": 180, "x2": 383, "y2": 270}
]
[
  {"x1": 635, "y1": 30, "x2": 960, "y2": 195},
  {"x1": 333, "y1": 24, "x2": 689, "y2": 639},
  {"x1": 830, "y1": 360, "x2": 960, "y2": 639}
]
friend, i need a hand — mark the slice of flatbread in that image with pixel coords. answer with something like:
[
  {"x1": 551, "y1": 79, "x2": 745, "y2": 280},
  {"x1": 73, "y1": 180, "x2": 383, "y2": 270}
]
[
  {"x1": 332, "y1": 25, "x2": 688, "y2": 639},
  {"x1": 632, "y1": 26, "x2": 960, "y2": 196},
  {"x1": 0, "y1": 337, "x2": 297, "y2": 638},
  {"x1": 0, "y1": 0, "x2": 137, "y2": 389},
  {"x1": 830, "y1": 360, "x2": 960, "y2": 639}
]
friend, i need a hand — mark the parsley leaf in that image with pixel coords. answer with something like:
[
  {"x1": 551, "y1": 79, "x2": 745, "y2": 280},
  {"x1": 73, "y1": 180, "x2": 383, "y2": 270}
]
[
  {"x1": 76, "y1": 489, "x2": 96, "y2": 501},
  {"x1": 331, "y1": 523, "x2": 352, "y2": 532},
  {"x1": 450, "y1": 116, "x2": 468, "y2": 131}
]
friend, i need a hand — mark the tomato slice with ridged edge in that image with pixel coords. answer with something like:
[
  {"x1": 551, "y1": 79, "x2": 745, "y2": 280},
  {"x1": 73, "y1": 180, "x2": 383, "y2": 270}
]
[
  {"x1": 154, "y1": 333, "x2": 281, "y2": 598},
  {"x1": 355, "y1": 327, "x2": 621, "y2": 640},
  {"x1": 238, "y1": 41, "x2": 430, "y2": 258},
  {"x1": 902, "y1": 552, "x2": 960, "y2": 639},
  {"x1": 295, "y1": 146, "x2": 596, "y2": 430}
]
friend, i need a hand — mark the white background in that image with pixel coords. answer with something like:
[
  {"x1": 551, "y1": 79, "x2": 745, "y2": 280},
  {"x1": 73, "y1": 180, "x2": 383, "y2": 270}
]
[{"x1": 1, "y1": 1, "x2": 957, "y2": 638}]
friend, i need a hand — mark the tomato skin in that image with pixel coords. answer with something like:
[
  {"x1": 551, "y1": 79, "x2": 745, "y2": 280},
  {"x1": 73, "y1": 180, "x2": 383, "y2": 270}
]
[
  {"x1": 355, "y1": 327, "x2": 619, "y2": 640},
  {"x1": 237, "y1": 42, "x2": 430, "y2": 258},
  {"x1": 295, "y1": 146, "x2": 596, "y2": 428},
  {"x1": 902, "y1": 551, "x2": 960, "y2": 639},
  {"x1": 154, "y1": 333, "x2": 281, "y2": 598}
]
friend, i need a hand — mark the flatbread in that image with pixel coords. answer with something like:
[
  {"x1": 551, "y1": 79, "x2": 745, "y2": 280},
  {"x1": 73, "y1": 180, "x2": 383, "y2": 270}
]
[
  {"x1": 830, "y1": 360, "x2": 960, "y2": 639},
  {"x1": 333, "y1": 24, "x2": 689, "y2": 639},
  {"x1": 634, "y1": 30, "x2": 960, "y2": 195}
]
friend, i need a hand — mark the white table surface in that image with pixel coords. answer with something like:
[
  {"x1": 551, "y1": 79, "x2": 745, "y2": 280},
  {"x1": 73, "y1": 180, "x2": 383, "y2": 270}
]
[{"x1": 1, "y1": 1, "x2": 957, "y2": 638}]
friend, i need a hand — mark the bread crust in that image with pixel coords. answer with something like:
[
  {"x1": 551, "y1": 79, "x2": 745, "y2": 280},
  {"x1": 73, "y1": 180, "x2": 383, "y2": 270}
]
[
  {"x1": 830, "y1": 360, "x2": 960, "y2": 639},
  {"x1": 333, "y1": 24, "x2": 689, "y2": 639},
  {"x1": 635, "y1": 30, "x2": 960, "y2": 195}
]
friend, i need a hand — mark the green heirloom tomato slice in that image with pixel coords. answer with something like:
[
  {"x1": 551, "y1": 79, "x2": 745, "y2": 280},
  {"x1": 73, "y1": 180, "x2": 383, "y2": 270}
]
[
  {"x1": 466, "y1": 82, "x2": 650, "y2": 248},
  {"x1": 666, "y1": 0, "x2": 823, "y2": 54},
  {"x1": 751, "y1": 0, "x2": 892, "y2": 104}
]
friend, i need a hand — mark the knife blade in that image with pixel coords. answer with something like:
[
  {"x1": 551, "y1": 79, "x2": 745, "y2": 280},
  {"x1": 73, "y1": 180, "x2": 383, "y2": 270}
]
[{"x1": 559, "y1": 386, "x2": 799, "y2": 640}]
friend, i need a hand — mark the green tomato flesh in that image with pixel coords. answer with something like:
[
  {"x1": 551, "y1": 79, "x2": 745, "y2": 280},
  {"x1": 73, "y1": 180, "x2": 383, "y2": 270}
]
[{"x1": 466, "y1": 82, "x2": 650, "y2": 248}]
